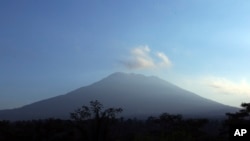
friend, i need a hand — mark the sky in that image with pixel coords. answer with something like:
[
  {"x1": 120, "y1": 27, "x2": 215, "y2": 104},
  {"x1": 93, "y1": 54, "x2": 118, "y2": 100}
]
[{"x1": 1, "y1": 0, "x2": 250, "y2": 109}]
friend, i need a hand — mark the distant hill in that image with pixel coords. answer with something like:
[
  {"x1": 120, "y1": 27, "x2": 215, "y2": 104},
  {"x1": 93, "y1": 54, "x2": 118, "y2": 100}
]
[{"x1": 0, "y1": 72, "x2": 238, "y2": 121}]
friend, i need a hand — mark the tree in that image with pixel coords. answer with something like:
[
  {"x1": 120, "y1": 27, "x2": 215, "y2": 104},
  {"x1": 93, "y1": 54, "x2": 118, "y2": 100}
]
[
  {"x1": 226, "y1": 102, "x2": 250, "y2": 122},
  {"x1": 70, "y1": 100, "x2": 122, "y2": 121},
  {"x1": 221, "y1": 102, "x2": 250, "y2": 139},
  {"x1": 70, "y1": 100, "x2": 123, "y2": 141}
]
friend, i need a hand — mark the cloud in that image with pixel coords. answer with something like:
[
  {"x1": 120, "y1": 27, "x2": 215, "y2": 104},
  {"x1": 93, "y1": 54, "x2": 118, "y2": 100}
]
[
  {"x1": 121, "y1": 45, "x2": 171, "y2": 70},
  {"x1": 205, "y1": 77, "x2": 250, "y2": 95},
  {"x1": 156, "y1": 52, "x2": 171, "y2": 67}
]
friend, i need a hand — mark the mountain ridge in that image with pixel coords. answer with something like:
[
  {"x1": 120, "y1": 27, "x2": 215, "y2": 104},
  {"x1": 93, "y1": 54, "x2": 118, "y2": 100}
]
[{"x1": 0, "y1": 72, "x2": 238, "y2": 121}]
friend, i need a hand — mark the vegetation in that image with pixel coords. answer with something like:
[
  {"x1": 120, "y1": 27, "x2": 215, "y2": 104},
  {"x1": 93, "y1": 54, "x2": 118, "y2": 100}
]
[
  {"x1": 70, "y1": 100, "x2": 123, "y2": 141},
  {"x1": 220, "y1": 102, "x2": 250, "y2": 140},
  {"x1": 0, "y1": 101, "x2": 249, "y2": 141},
  {"x1": 225, "y1": 103, "x2": 250, "y2": 122}
]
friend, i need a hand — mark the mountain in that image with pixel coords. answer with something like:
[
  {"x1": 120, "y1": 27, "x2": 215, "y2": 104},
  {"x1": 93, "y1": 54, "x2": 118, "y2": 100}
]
[{"x1": 0, "y1": 72, "x2": 238, "y2": 121}]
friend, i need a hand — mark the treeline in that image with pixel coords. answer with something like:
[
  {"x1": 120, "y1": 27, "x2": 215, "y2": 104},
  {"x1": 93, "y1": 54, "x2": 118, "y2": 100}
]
[
  {"x1": 0, "y1": 101, "x2": 249, "y2": 141},
  {"x1": 0, "y1": 115, "x2": 222, "y2": 141}
]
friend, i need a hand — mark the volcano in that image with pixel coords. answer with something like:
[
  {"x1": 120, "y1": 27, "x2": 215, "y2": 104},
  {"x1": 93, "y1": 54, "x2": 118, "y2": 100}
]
[{"x1": 0, "y1": 72, "x2": 238, "y2": 121}]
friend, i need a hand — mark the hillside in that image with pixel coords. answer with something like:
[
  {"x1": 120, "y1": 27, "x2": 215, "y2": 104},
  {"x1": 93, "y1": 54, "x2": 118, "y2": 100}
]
[{"x1": 0, "y1": 72, "x2": 238, "y2": 120}]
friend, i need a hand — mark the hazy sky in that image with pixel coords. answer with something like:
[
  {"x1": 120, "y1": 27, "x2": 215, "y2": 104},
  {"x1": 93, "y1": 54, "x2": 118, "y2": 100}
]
[{"x1": 1, "y1": 0, "x2": 250, "y2": 109}]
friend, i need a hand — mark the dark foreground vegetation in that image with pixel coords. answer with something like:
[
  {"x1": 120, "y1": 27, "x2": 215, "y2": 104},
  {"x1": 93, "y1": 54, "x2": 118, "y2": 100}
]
[{"x1": 0, "y1": 101, "x2": 249, "y2": 141}]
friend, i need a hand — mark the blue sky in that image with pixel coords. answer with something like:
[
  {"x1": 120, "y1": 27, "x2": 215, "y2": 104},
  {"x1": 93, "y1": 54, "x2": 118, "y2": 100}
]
[{"x1": 1, "y1": 0, "x2": 250, "y2": 109}]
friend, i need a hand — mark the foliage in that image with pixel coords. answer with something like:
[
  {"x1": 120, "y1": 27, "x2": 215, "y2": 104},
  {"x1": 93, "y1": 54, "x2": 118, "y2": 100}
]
[
  {"x1": 70, "y1": 100, "x2": 122, "y2": 121},
  {"x1": 220, "y1": 102, "x2": 250, "y2": 139},
  {"x1": 2, "y1": 101, "x2": 248, "y2": 141},
  {"x1": 70, "y1": 100, "x2": 123, "y2": 141},
  {"x1": 226, "y1": 103, "x2": 250, "y2": 120}
]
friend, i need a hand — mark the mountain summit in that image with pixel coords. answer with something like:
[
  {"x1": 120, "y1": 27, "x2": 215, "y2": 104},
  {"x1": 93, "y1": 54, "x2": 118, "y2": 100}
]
[{"x1": 0, "y1": 72, "x2": 238, "y2": 120}]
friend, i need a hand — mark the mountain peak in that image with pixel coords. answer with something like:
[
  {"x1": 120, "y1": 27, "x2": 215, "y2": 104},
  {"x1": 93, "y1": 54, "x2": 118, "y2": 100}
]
[
  {"x1": 102, "y1": 72, "x2": 173, "y2": 86},
  {"x1": 105, "y1": 72, "x2": 163, "y2": 81},
  {"x1": 0, "y1": 72, "x2": 239, "y2": 121},
  {"x1": 107, "y1": 72, "x2": 146, "y2": 77},
  {"x1": 100, "y1": 72, "x2": 145, "y2": 81}
]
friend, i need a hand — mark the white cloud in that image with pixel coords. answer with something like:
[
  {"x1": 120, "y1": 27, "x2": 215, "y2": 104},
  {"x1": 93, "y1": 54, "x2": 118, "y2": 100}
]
[
  {"x1": 121, "y1": 45, "x2": 172, "y2": 70},
  {"x1": 205, "y1": 77, "x2": 250, "y2": 95},
  {"x1": 156, "y1": 52, "x2": 171, "y2": 67}
]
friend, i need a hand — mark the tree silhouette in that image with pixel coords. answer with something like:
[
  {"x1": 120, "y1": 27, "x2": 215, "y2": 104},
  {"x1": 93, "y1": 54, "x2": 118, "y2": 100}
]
[
  {"x1": 70, "y1": 105, "x2": 91, "y2": 121},
  {"x1": 70, "y1": 100, "x2": 122, "y2": 121},
  {"x1": 70, "y1": 100, "x2": 123, "y2": 141},
  {"x1": 226, "y1": 102, "x2": 250, "y2": 122},
  {"x1": 221, "y1": 102, "x2": 250, "y2": 139}
]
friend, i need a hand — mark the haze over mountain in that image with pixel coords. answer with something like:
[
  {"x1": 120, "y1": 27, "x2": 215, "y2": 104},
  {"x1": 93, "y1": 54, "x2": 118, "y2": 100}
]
[{"x1": 0, "y1": 72, "x2": 238, "y2": 121}]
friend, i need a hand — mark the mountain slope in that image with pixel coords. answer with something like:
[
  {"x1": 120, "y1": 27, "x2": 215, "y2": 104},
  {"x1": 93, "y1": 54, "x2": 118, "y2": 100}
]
[{"x1": 0, "y1": 72, "x2": 238, "y2": 120}]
